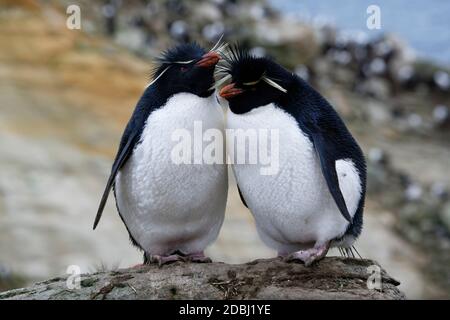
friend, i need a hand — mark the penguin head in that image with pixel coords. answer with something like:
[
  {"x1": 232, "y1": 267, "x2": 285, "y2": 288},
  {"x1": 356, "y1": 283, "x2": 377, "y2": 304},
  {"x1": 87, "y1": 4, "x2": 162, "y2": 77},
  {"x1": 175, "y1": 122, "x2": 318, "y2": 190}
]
[
  {"x1": 218, "y1": 47, "x2": 293, "y2": 114},
  {"x1": 150, "y1": 43, "x2": 220, "y2": 98}
]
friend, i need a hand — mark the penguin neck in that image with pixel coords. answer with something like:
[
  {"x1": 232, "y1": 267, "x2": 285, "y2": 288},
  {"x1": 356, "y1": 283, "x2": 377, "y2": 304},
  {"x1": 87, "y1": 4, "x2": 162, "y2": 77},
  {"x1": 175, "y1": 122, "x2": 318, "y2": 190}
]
[{"x1": 142, "y1": 85, "x2": 214, "y2": 109}]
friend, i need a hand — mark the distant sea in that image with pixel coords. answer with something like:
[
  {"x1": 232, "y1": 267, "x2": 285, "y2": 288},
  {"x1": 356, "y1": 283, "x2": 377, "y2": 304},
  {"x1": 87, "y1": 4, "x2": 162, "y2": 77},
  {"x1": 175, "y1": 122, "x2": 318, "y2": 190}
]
[{"x1": 269, "y1": 0, "x2": 450, "y2": 66}]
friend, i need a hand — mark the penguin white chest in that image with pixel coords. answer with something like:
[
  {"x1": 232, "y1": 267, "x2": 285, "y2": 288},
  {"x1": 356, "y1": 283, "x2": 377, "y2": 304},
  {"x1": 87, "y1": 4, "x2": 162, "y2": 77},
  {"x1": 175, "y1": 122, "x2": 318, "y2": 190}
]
[
  {"x1": 227, "y1": 104, "x2": 361, "y2": 252},
  {"x1": 115, "y1": 93, "x2": 228, "y2": 255}
]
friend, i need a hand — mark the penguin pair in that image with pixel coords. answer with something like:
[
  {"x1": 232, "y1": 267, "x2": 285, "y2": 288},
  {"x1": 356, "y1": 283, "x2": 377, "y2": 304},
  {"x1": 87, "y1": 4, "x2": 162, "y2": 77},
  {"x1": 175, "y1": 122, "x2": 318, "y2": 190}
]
[{"x1": 95, "y1": 43, "x2": 366, "y2": 267}]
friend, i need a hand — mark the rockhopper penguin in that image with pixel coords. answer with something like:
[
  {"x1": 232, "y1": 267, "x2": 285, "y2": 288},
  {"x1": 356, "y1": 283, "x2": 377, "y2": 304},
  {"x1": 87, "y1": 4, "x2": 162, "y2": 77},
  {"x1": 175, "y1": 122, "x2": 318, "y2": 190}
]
[
  {"x1": 94, "y1": 43, "x2": 228, "y2": 265},
  {"x1": 218, "y1": 48, "x2": 366, "y2": 266}
]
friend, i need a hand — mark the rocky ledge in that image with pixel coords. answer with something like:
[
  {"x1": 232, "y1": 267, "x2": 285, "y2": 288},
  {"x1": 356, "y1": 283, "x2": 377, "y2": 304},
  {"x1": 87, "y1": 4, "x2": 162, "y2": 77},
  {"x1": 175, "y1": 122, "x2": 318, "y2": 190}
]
[{"x1": 0, "y1": 258, "x2": 404, "y2": 300}]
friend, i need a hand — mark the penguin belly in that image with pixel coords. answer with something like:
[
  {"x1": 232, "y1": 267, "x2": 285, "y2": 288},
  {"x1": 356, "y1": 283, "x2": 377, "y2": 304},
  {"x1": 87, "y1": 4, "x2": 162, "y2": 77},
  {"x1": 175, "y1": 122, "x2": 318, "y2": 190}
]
[
  {"x1": 227, "y1": 104, "x2": 362, "y2": 253},
  {"x1": 115, "y1": 93, "x2": 228, "y2": 255}
]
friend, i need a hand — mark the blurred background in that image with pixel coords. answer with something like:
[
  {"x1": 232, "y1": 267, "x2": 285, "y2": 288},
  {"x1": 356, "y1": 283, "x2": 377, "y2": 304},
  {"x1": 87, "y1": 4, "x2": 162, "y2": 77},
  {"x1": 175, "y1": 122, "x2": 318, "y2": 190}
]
[{"x1": 0, "y1": 0, "x2": 449, "y2": 299}]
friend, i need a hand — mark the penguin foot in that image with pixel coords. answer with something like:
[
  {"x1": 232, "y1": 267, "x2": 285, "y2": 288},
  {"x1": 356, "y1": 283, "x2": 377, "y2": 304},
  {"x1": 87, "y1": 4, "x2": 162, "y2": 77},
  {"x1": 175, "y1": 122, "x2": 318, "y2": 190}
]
[
  {"x1": 185, "y1": 252, "x2": 212, "y2": 263},
  {"x1": 148, "y1": 254, "x2": 185, "y2": 267},
  {"x1": 284, "y1": 243, "x2": 330, "y2": 267}
]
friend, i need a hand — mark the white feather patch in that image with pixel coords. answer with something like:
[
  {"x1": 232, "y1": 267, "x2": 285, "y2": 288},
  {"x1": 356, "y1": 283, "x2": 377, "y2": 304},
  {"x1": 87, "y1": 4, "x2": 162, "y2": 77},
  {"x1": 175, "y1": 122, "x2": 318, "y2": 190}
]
[
  {"x1": 116, "y1": 93, "x2": 228, "y2": 255},
  {"x1": 227, "y1": 103, "x2": 361, "y2": 253}
]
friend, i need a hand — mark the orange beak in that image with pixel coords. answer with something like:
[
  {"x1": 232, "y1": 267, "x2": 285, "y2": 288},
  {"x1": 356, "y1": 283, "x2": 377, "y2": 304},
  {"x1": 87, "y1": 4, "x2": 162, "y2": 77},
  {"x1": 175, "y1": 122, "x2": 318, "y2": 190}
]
[
  {"x1": 195, "y1": 51, "x2": 220, "y2": 68},
  {"x1": 219, "y1": 83, "x2": 244, "y2": 99}
]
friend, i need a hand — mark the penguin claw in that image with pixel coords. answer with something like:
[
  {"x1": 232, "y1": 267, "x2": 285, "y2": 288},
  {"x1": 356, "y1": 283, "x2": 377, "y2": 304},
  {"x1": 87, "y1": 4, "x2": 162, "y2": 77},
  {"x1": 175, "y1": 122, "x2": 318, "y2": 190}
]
[
  {"x1": 185, "y1": 252, "x2": 212, "y2": 263},
  {"x1": 144, "y1": 252, "x2": 212, "y2": 266},
  {"x1": 148, "y1": 254, "x2": 185, "y2": 267},
  {"x1": 284, "y1": 243, "x2": 330, "y2": 267},
  {"x1": 284, "y1": 252, "x2": 317, "y2": 266}
]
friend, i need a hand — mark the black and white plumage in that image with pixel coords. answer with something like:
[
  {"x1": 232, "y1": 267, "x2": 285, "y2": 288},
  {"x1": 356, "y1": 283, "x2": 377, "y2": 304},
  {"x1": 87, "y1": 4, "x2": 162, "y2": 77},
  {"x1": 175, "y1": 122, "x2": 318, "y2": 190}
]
[
  {"x1": 94, "y1": 43, "x2": 228, "y2": 265},
  {"x1": 218, "y1": 48, "x2": 366, "y2": 265}
]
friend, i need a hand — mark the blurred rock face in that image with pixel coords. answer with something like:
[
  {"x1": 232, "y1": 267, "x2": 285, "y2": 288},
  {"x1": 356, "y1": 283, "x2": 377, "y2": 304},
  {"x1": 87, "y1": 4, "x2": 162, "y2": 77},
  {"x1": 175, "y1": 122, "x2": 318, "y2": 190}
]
[{"x1": 0, "y1": 0, "x2": 449, "y2": 298}]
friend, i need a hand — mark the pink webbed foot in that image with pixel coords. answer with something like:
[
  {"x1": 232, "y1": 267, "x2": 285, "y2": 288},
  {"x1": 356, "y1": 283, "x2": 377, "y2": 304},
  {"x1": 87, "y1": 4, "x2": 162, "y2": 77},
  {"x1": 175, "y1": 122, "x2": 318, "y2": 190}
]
[
  {"x1": 284, "y1": 243, "x2": 330, "y2": 267},
  {"x1": 148, "y1": 254, "x2": 185, "y2": 267},
  {"x1": 185, "y1": 252, "x2": 212, "y2": 263}
]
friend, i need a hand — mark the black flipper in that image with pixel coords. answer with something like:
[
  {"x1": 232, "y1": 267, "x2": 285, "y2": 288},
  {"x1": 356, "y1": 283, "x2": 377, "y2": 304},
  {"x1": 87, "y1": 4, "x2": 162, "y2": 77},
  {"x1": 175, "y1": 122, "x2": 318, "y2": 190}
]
[
  {"x1": 237, "y1": 185, "x2": 248, "y2": 208},
  {"x1": 309, "y1": 125, "x2": 352, "y2": 223},
  {"x1": 93, "y1": 81, "x2": 170, "y2": 231},
  {"x1": 93, "y1": 130, "x2": 139, "y2": 230},
  {"x1": 279, "y1": 76, "x2": 365, "y2": 238}
]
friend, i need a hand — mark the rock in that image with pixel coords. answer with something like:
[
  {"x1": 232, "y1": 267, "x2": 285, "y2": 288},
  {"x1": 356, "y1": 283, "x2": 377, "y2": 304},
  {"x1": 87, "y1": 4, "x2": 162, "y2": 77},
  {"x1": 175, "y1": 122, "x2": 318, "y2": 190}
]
[
  {"x1": 0, "y1": 266, "x2": 26, "y2": 292},
  {"x1": 431, "y1": 182, "x2": 448, "y2": 200},
  {"x1": 254, "y1": 19, "x2": 318, "y2": 58},
  {"x1": 357, "y1": 78, "x2": 390, "y2": 100},
  {"x1": 404, "y1": 183, "x2": 423, "y2": 202},
  {"x1": 407, "y1": 113, "x2": 423, "y2": 130},
  {"x1": 432, "y1": 105, "x2": 450, "y2": 128},
  {"x1": 369, "y1": 57, "x2": 387, "y2": 75},
  {"x1": 366, "y1": 100, "x2": 392, "y2": 125},
  {"x1": 249, "y1": 46, "x2": 267, "y2": 58},
  {"x1": 294, "y1": 64, "x2": 310, "y2": 81},
  {"x1": 0, "y1": 258, "x2": 404, "y2": 300},
  {"x1": 433, "y1": 71, "x2": 450, "y2": 91},
  {"x1": 367, "y1": 164, "x2": 388, "y2": 194},
  {"x1": 368, "y1": 148, "x2": 389, "y2": 166},
  {"x1": 248, "y1": 3, "x2": 266, "y2": 20},
  {"x1": 328, "y1": 49, "x2": 352, "y2": 65},
  {"x1": 169, "y1": 20, "x2": 190, "y2": 41},
  {"x1": 195, "y1": 2, "x2": 223, "y2": 21},
  {"x1": 202, "y1": 22, "x2": 225, "y2": 41},
  {"x1": 440, "y1": 202, "x2": 450, "y2": 232},
  {"x1": 395, "y1": 64, "x2": 415, "y2": 83},
  {"x1": 115, "y1": 28, "x2": 147, "y2": 52}
]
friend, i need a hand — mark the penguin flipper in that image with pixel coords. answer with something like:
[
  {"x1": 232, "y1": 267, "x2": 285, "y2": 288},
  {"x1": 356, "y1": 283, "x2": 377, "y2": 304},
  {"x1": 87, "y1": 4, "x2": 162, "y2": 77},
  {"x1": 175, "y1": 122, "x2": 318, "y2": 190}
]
[
  {"x1": 309, "y1": 128, "x2": 352, "y2": 223},
  {"x1": 93, "y1": 131, "x2": 139, "y2": 230},
  {"x1": 237, "y1": 185, "x2": 248, "y2": 208}
]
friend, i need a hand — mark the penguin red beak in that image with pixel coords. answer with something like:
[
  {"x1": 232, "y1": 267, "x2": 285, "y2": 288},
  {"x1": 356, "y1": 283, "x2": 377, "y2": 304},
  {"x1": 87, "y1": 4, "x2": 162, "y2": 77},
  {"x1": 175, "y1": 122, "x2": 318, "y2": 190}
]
[
  {"x1": 219, "y1": 83, "x2": 244, "y2": 99},
  {"x1": 196, "y1": 52, "x2": 220, "y2": 68}
]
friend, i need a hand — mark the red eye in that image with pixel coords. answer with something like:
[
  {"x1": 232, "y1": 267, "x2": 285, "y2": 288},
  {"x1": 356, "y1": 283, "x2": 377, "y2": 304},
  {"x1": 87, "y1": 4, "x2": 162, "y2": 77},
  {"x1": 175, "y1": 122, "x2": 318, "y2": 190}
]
[{"x1": 180, "y1": 66, "x2": 188, "y2": 72}]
